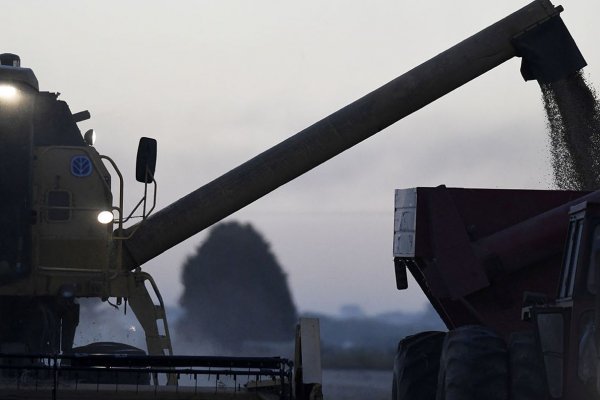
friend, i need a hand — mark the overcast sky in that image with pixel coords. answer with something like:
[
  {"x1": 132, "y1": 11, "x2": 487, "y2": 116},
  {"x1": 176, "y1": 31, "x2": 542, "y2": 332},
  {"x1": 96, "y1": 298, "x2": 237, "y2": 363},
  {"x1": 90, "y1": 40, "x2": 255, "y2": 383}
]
[{"x1": 6, "y1": 0, "x2": 600, "y2": 316}]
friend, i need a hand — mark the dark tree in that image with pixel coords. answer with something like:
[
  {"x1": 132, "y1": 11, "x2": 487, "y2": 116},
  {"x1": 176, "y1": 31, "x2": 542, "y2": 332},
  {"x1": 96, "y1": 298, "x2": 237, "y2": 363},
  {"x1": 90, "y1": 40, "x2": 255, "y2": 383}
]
[{"x1": 177, "y1": 221, "x2": 297, "y2": 348}]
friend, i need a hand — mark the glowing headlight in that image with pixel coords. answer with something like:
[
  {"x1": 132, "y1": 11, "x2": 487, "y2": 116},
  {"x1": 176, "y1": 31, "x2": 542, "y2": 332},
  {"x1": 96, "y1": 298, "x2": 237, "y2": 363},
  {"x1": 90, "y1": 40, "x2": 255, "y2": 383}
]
[
  {"x1": 97, "y1": 210, "x2": 114, "y2": 224},
  {"x1": 0, "y1": 84, "x2": 17, "y2": 100}
]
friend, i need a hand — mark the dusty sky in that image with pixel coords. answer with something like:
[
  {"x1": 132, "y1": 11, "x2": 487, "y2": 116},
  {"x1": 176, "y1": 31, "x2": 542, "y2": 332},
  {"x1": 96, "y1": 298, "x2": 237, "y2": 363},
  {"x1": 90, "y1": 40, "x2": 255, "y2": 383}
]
[{"x1": 6, "y1": 0, "x2": 600, "y2": 315}]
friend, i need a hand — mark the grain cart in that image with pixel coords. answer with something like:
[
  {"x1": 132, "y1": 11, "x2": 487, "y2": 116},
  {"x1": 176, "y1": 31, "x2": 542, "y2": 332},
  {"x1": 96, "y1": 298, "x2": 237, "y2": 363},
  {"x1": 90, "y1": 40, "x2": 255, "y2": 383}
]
[
  {"x1": 392, "y1": 187, "x2": 595, "y2": 399},
  {"x1": 0, "y1": 0, "x2": 585, "y2": 398},
  {"x1": 392, "y1": 189, "x2": 600, "y2": 397}
]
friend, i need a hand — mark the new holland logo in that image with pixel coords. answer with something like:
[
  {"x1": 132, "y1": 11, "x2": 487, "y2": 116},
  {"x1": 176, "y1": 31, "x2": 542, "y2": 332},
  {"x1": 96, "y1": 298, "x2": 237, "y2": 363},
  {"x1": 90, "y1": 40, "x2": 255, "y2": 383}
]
[{"x1": 71, "y1": 155, "x2": 93, "y2": 177}]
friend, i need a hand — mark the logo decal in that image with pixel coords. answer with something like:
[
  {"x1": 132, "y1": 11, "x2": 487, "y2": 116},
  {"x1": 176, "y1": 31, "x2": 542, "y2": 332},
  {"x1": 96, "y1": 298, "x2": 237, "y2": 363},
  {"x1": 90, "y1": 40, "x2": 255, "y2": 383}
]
[{"x1": 71, "y1": 155, "x2": 93, "y2": 177}]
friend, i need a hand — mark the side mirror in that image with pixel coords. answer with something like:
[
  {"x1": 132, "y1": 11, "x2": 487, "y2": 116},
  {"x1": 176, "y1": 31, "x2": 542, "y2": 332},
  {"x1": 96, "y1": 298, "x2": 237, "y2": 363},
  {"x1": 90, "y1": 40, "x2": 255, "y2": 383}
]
[
  {"x1": 136, "y1": 137, "x2": 157, "y2": 183},
  {"x1": 394, "y1": 258, "x2": 408, "y2": 290}
]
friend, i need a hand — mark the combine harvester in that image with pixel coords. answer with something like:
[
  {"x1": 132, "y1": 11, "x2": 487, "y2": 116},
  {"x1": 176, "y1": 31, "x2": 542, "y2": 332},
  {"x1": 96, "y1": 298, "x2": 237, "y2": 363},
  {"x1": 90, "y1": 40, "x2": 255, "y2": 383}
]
[{"x1": 0, "y1": 0, "x2": 589, "y2": 398}]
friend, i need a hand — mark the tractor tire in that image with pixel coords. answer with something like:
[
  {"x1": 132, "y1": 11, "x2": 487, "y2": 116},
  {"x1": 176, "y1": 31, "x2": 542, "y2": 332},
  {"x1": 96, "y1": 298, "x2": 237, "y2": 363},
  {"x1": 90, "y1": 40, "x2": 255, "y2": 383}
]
[
  {"x1": 509, "y1": 331, "x2": 548, "y2": 400},
  {"x1": 392, "y1": 331, "x2": 445, "y2": 400},
  {"x1": 435, "y1": 325, "x2": 508, "y2": 400}
]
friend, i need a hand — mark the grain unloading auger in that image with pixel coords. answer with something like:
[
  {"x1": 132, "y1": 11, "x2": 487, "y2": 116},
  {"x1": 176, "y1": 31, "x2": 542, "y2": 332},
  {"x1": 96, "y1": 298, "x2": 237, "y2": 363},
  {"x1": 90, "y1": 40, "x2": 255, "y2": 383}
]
[
  {"x1": 120, "y1": 0, "x2": 584, "y2": 269},
  {"x1": 0, "y1": 1, "x2": 586, "y2": 398}
]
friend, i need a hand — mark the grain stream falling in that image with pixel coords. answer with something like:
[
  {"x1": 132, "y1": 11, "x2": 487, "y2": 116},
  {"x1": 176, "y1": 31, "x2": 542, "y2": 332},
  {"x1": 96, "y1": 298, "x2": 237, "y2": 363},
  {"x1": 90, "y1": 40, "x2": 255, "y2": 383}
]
[{"x1": 540, "y1": 71, "x2": 600, "y2": 191}]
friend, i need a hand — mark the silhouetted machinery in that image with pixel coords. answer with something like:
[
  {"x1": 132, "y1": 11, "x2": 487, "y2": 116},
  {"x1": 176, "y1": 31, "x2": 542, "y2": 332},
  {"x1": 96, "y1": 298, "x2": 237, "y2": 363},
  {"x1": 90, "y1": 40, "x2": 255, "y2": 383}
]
[{"x1": 0, "y1": 0, "x2": 592, "y2": 398}]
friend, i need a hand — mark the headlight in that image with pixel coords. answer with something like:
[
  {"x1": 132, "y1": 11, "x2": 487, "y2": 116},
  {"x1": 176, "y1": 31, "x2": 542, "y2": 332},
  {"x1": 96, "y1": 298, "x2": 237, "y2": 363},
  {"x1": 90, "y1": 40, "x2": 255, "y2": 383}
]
[
  {"x1": 0, "y1": 84, "x2": 17, "y2": 100},
  {"x1": 97, "y1": 210, "x2": 114, "y2": 224}
]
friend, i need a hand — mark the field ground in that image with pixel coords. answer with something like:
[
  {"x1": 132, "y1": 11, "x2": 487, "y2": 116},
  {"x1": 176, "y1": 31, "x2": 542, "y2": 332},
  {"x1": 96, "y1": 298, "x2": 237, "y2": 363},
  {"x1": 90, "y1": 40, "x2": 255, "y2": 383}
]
[{"x1": 322, "y1": 369, "x2": 391, "y2": 400}]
